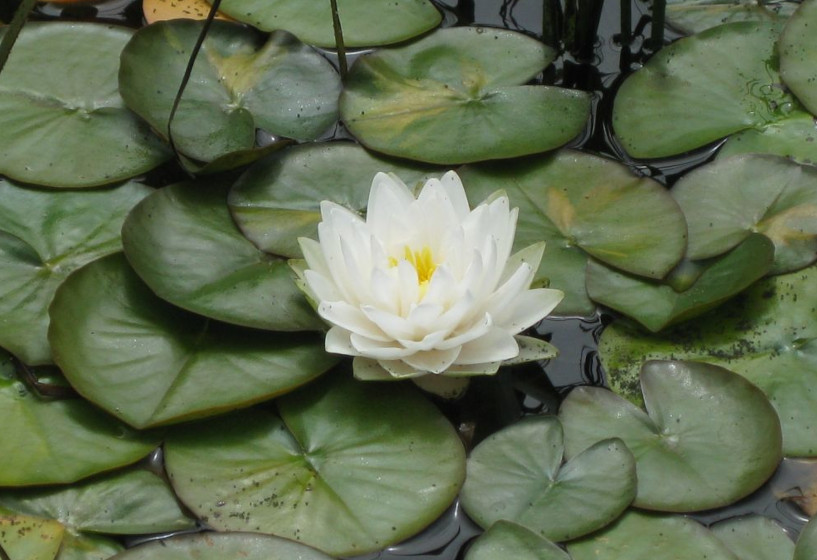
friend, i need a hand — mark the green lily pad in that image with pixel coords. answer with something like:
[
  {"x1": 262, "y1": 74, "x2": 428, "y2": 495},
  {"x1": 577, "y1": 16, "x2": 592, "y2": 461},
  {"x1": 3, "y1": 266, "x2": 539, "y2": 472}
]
[
  {"x1": 48, "y1": 254, "x2": 338, "y2": 429},
  {"x1": 559, "y1": 360, "x2": 782, "y2": 511},
  {"x1": 0, "y1": 179, "x2": 152, "y2": 365},
  {"x1": 666, "y1": 0, "x2": 797, "y2": 35},
  {"x1": 567, "y1": 511, "x2": 739, "y2": 560},
  {"x1": 56, "y1": 533, "x2": 122, "y2": 560},
  {"x1": 119, "y1": 20, "x2": 340, "y2": 163},
  {"x1": 795, "y1": 514, "x2": 817, "y2": 560},
  {"x1": 717, "y1": 111, "x2": 817, "y2": 166},
  {"x1": 340, "y1": 27, "x2": 591, "y2": 164},
  {"x1": 0, "y1": 514, "x2": 64, "y2": 560},
  {"x1": 207, "y1": 0, "x2": 441, "y2": 47},
  {"x1": 464, "y1": 521, "x2": 570, "y2": 560},
  {"x1": 710, "y1": 516, "x2": 795, "y2": 560},
  {"x1": 460, "y1": 416, "x2": 635, "y2": 541},
  {"x1": 0, "y1": 349, "x2": 158, "y2": 486},
  {"x1": 110, "y1": 532, "x2": 334, "y2": 560},
  {"x1": 586, "y1": 234, "x2": 775, "y2": 332},
  {"x1": 122, "y1": 181, "x2": 321, "y2": 331},
  {"x1": 673, "y1": 154, "x2": 817, "y2": 273},
  {"x1": 0, "y1": 469, "x2": 193, "y2": 535},
  {"x1": 228, "y1": 142, "x2": 440, "y2": 258},
  {"x1": 598, "y1": 264, "x2": 817, "y2": 456},
  {"x1": 458, "y1": 150, "x2": 688, "y2": 315},
  {"x1": 0, "y1": 22, "x2": 168, "y2": 188},
  {"x1": 780, "y1": 0, "x2": 817, "y2": 116},
  {"x1": 613, "y1": 21, "x2": 799, "y2": 159},
  {"x1": 164, "y1": 372, "x2": 465, "y2": 556}
]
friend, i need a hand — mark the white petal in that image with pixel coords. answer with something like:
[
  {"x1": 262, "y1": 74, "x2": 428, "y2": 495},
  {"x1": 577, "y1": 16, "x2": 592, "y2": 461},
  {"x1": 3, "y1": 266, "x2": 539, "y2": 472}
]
[
  {"x1": 439, "y1": 171, "x2": 471, "y2": 220},
  {"x1": 397, "y1": 329, "x2": 449, "y2": 351},
  {"x1": 353, "y1": 357, "x2": 399, "y2": 381},
  {"x1": 396, "y1": 259, "x2": 420, "y2": 313},
  {"x1": 436, "y1": 312, "x2": 492, "y2": 350},
  {"x1": 299, "y1": 237, "x2": 329, "y2": 276},
  {"x1": 324, "y1": 326, "x2": 359, "y2": 356},
  {"x1": 494, "y1": 288, "x2": 565, "y2": 333},
  {"x1": 407, "y1": 301, "x2": 444, "y2": 331},
  {"x1": 367, "y1": 172, "x2": 415, "y2": 239},
  {"x1": 401, "y1": 347, "x2": 462, "y2": 374},
  {"x1": 455, "y1": 327, "x2": 519, "y2": 364},
  {"x1": 361, "y1": 304, "x2": 417, "y2": 341},
  {"x1": 319, "y1": 301, "x2": 389, "y2": 341},
  {"x1": 484, "y1": 262, "x2": 536, "y2": 320},
  {"x1": 379, "y1": 359, "x2": 427, "y2": 378},
  {"x1": 350, "y1": 333, "x2": 414, "y2": 359},
  {"x1": 370, "y1": 267, "x2": 400, "y2": 314},
  {"x1": 303, "y1": 269, "x2": 341, "y2": 302}
]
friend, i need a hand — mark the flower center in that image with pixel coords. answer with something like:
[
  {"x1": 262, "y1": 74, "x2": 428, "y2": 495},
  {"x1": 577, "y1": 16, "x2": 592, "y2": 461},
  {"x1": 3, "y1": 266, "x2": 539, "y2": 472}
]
[{"x1": 390, "y1": 246, "x2": 437, "y2": 289}]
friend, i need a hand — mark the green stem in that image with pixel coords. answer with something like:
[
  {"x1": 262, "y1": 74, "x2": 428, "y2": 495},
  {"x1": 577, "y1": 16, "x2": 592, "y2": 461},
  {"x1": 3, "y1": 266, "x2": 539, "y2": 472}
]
[
  {"x1": 575, "y1": 0, "x2": 604, "y2": 60},
  {"x1": 650, "y1": 0, "x2": 666, "y2": 48},
  {"x1": 329, "y1": 0, "x2": 347, "y2": 79},
  {"x1": 167, "y1": 0, "x2": 222, "y2": 173},
  {"x1": 542, "y1": 0, "x2": 563, "y2": 48},
  {"x1": 620, "y1": 0, "x2": 632, "y2": 44},
  {"x1": 0, "y1": 0, "x2": 37, "y2": 75}
]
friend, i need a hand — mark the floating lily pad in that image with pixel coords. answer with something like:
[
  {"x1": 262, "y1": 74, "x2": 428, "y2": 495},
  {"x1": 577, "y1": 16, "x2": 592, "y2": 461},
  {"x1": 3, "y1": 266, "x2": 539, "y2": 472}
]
[
  {"x1": 122, "y1": 181, "x2": 321, "y2": 331},
  {"x1": 340, "y1": 27, "x2": 591, "y2": 164},
  {"x1": 673, "y1": 155, "x2": 817, "y2": 273},
  {"x1": 0, "y1": 180, "x2": 151, "y2": 365},
  {"x1": 111, "y1": 532, "x2": 334, "y2": 560},
  {"x1": 567, "y1": 511, "x2": 739, "y2": 560},
  {"x1": 460, "y1": 416, "x2": 635, "y2": 541},
  {"x1": 710, "y1": 516, "x2": 795, "y2": 560},
  {"x1": 0, "y1": 469, "x2": 193, "y2": 535},
  {"x1": 0, "y1": 514, "x2": 64, "y2": 560},
  {"x1": 458, "y1": 150, "x2": 687, "y2": 315},
  {"x1": 666, "y1": 0, "x2": 797, "y2": 35},
  {"x1": 0, "y1": 349, "x2": 158, "y2": 486},
  {"x1": 464, "y1": 521, "x2": 570, "y2": 560},
  {"x1": 717, "y1": 111, "x2": 817, "y2": 166},
  {"x1": 119, "y1": 20, "x2": 340, "y2": 163},
  {"x1": 208, "y1": 0, "x2": 440, "y2": 47},
  {"x1": 795, "y1": 514, "x2": 817, "y2": 560},
  {"x1": 0, "y1": 22, "x2": 168, "y2": 187},
  {"x1": 613, "y1": 21, "x2": 798, "y2": 159},
  {"x1": 780, "y1": 0, "x2": 817, "y2": 116},
  {"x1": 164, "y1": 372, "x2": 465, "y2": 556},
  {"x1": 598, "y1": 265, "x2": 817, "y2": 456},
  {"x1": 559, "y1": 360, "x2": 782, "y2": 511},
  {"x1": 586, "y1": 234, "x2": 775, "y2": 332},
  {"x1": 48, "y1": 254, "x2": 337, "y2": 429},
  {"x1": 228, "y1": 142, "x2": 440, "y2": 258}
]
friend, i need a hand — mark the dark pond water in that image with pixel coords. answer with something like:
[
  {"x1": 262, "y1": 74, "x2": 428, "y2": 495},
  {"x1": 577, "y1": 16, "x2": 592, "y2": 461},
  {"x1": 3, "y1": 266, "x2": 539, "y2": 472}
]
[{"x1": 18, "y1": 0, "x2": 817, "y2": 557}]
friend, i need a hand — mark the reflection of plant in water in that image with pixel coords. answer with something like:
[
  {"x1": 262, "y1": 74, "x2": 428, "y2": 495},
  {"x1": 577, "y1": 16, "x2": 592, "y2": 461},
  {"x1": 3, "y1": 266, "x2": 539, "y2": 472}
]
[{"x1": 1, "y1": 0, "x2": 817, "y2": 558}]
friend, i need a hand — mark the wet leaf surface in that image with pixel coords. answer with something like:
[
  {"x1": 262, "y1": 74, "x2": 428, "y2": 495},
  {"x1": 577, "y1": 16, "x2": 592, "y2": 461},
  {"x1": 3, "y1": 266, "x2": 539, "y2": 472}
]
[
  {"x1": 460, "y1": 416, "x2": 635, "y2": 541},
  {"x1": 49, "y1": 254, "x2": 337, "y2": 429},
  {"x1": 207, "y1": 0, "x2": 441, "y2": 47},
  {"x1": 0, "y1": 349, "x2": 159, "y2": 486},
  {"x1": 122, "y1": 181, "x2": 322, "y2": 331},
  {"x1": 459, "y1": 150, "x2": 687, "y2": 315},
  {"x1": 0, "y1": 23, "x2": 168, "y2": 187},
  {"x1": 559, "y1": 360, "x2": 782, "y2": 511},
  {"x1": 599, "y1": 264, "x2": 817, "y2": 456},
  {"x1": 119, "y1": 20, "x2": 340, "y2": 163},
  {"x1": 341, "y1": 27, "x2": 591, "y2": 164},
  {"x1": 0, "y1": 179, "x2": 151, "y2": 365},
  {"x1": 164, "y1": 371, "x2": 465, "y2": 556}
]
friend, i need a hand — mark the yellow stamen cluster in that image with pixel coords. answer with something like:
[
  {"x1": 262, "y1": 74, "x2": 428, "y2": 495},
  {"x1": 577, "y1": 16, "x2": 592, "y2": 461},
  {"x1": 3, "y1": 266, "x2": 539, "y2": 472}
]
[{"x1": 389, "y1": 246, "x2": 438, "y2": 293}]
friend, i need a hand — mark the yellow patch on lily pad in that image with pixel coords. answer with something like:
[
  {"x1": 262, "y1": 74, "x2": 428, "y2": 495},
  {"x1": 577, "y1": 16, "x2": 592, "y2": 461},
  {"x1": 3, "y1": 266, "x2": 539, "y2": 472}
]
[
  {"x1": 0, "y1": 514, "x2": 64, "y2": 560},
  {"x1": 143, "y1": 0, "x2": 232, "y2": 24}
]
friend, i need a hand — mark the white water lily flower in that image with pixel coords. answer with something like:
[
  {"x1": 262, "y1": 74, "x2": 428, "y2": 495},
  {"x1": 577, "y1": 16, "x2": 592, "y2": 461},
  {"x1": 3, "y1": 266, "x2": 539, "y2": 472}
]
[{"x1": 296, "y1": 171, "x2": 564, "y2": 381}]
